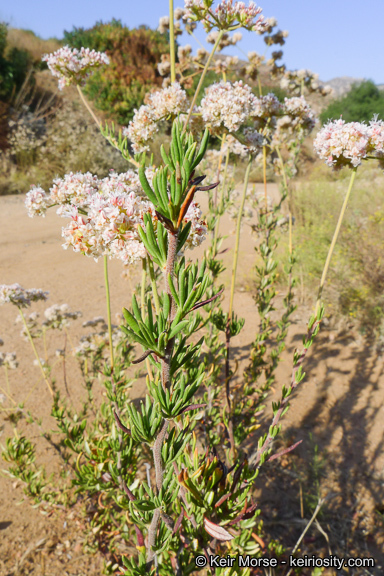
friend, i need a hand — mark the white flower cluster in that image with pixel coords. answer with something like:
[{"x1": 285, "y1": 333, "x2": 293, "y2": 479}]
[
  {"x1": 15, "y1": 311, "x2": 41, "y2": 340},
  {"x1": 280, "y1": 69, "x2": 332, "y2": 97},
  {"x1": 50, "y1": 172, "x2": 100, "y2": 214},
  {"x1": 26, "y1": 167, "x2": 207, "y2": 264},
  {"x1": 124, "y1": 83, "x2": 189, "y2": 153},
  {"x1": 206, "y1": 30, "x2": 242, "y2": 50},
  {"x1": 185, "y1": 0, "x2": 266, "y2": 32},
  {"x1": 314, "y1": 118, "x2": 384, "y2": 170},
  {"x1": 216, "y1": 0, "x2": 265, "y2": 30},
  {"x1": 75, "y1": 317, "x2": 124, "y2": 358},
  {"x1": 158, "y1": 15, "x2": 183, "y2": 35},
  {"x1": 42, "y1": 46, "x2": 110, "y2": 90},
  {"x1": 182, "y1": 203, "x2": 208, "y2": 249},
  {"x1": 214, "y1": 55, "x2": 239, "y2": 75},
  {"x1": 43, "y1": 304, "x2": 82, "y2": 330},
  {"x1": 200, "y1": 80, "x2": 257, "y2": 132},
  {"x1": 25, "y1": 169, "x2": 152, "y2": 218},
  {"x1": 0, "y1": 284, "x2": 49, "y2": 308},
  {"x1": 242, "y1": 128, "x2": 265, "y2": 154},
  {"x1": 0, "y1": 352, "x2": 18, "y2": 370},
  {"x1": 61, "y1": 191, "x2": 149, "y2": 264},
  {"x1": 271, "y1": 96, "x2": 316, "y2": 146},
  {"x1": 25, "y1": 186, "x2": 50, "y2": 217},
  {"x1": 239, "y1": 51, "x2": 264, "y2": 81},
  {"x1": 253, "y1": 93, "x2": 283, "y2": 119}
]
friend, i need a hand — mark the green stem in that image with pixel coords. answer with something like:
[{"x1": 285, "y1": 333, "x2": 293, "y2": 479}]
[
  {"x1": 169, "y1": 0, "x2": 176, "y2": 83},
  {"x1": 18, "y1": 307, "x2": 53, "y2": 397},
  {"x1": 213, "y1": 147, "x2": 230, "y2": 256},
  {"x1": 103, "y1": 255, "x2": 114, "y2": 371},
  {"x1": 43, "y1": 328, "x2": 48, "y2": 362},
  {"x1": 315, "y1": 168, "x2": 357, "y2": 315},
  {"x1": 228, "y1": 156, "x2": 252, "y2": 319},
  {"x1": 141, "y1": 257, "x2": 147, "y2": 315},
  {"x1": 275, "y1": 145, "x2": 292, "y2": 254},
  {"x1": 263, "y1": 145, "x2": 268, "y2": 211},
  {"x1": 77, "y1": 85, "x2": 100, "y2": 127},
  {"x1": 4, "y1": 365, "x2": 10, "y2": 397},
  {"x1": 183, "y1": 29, "x2": 224, "y2": 131},
  {"x1": 147, "y1": 256, "x2": 160, "y2": 314}
]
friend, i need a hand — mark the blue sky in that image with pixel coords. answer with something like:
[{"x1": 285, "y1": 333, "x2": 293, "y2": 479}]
[{"x1": 1, "y1": 0, "x2": 383, "y2": 83}]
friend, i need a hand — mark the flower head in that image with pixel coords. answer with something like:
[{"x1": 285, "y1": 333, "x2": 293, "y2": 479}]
[
  {"x1": 200, "y1": 80, "x2": 257, "y2": 132},
  {"x1": 43, "y1": 304, "x2": 82, "y2": 330},
  {"x1": 0, "y1": 284, "x2": 49, "y2": 308},
  {"x1": 314, "y1": 119, "x2": 372, "y2": 169},
  {"x1": 185, "y1": 0, "x2": 266, "y2": 32},
  {"x1": 25, "y1": 186, "x2": 49, "y2": 218},
  {"x1": 42, "y1": 46, "x2": 110, "y2": 90},
  {"x1": 124, "y1": 83, "x2": 188, "y2": 153},
  {"x1": 0, "y1": 352, "x2": 18, "y2": 370}
]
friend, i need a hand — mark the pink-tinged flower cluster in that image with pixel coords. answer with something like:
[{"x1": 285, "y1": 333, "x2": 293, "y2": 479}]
[
  {"x1": 123, "y1": 106, "x2": 158, "y2": 154},
  {"x1": 313, "y1": 119, "x2": 378, "y2": 170},
  {"x1": 26, "y1": 166, "x2": 208, "y2": 263},
  {"x1": 0, "y1": 284, "x2": 49, "y2": 308},
  {"x1": 182, "y1": 202, "x2": 208, "y2": 249},
  {"x1": 42, "y1": 46, "x2": 110, "y2": 90},
  {"x1": 61, "y1": 191, "x2": 149, "y2": 264},
  {"x1": 200, "y1": 80, "x2": 257, "y2": 132},
  {"x1": 50, "y1": 172, "x2": 100, "y2": 214},
  {"x1": 369, "y1": 117, "x2": 384, "y2": 155},
  {"x1": 184, "y1": 0, "x2": 266, "y2": 32},
  {"x1": 216, "y1": 1, "x2": 265, "y2": 31},
  {"x1": 25, "y1": 186, "x2": 50, "y2": 217},
  {"x1": 124, "y1": 83, "x2": 189, "y2": 153},
  {"x1": 25, "y1": 170, "x2": 153, "y2": 218}
]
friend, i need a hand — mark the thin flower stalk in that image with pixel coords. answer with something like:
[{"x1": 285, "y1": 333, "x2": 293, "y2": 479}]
[
  {"x1": 275, "y1": 145, "x2": 292, "y2": 254},
  {"x1": 225, "y1": 154, "x2": 252, "y2": 457},
  {"x1": 213, "y1": 145, "x2": 230, "y2": 255},
  {"x1": 315, "y1": 167, "x2": 357, "y2": 314},
  {"x1": 263, "y1": 144, "x2": 268, "y2": 211},
  {"x1": 183, "y1": 29, "x2": 224, "y2": 130},
  {"x1": 76, "y1": 85, "x2": 101, "y2": 127},
  {"x1": 18, "y1": 307, "x2": 54, "y2": 397},
  {"x1": 169, "y1": 0, "x2": 176, "y2": 83},
  {"x1": 104, "y1": 256, "x2": 115, "y2": 371}
]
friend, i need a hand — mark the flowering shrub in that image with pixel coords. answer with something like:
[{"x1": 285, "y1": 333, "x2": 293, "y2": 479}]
[{"x1": 2, "y1": 1, "x2": 384, "y2": 575}]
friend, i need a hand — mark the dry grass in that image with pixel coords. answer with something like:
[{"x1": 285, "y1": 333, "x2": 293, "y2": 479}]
[{"x1": 6, "y1": 28, "x2": 61, "y2": 63}]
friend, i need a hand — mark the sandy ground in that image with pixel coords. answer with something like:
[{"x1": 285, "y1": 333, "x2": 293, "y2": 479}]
[{"x1": 1, "y1": 191, "x2": 384, "y2": 575}]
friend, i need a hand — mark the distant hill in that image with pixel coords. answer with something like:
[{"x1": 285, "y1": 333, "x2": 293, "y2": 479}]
[{"x1": 324, "y1": 76, "x2": 384, "y2": 98}]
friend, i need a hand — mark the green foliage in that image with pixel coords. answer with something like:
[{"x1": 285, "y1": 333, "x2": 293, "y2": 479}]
[
  {"x1": 320, "y1": 80, "x2": 384, "y2": 124},
  {"x1": 64, "y1": 21, "x2": 170, "y2": 124},
  {"x1": 0, "y1": 22, "x2": 33, "y2": 101}
]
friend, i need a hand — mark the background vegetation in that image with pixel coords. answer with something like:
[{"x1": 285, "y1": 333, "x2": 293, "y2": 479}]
[{"x1": 320, "y1": 80, "x2": 384, "y2": 124}]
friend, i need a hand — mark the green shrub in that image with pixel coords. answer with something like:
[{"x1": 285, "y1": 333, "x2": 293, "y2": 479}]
[
  {"x1": 0, "y1": 22, "x2": 33, "y2": 101},
  {"x1": 319, "y1": 80, "x2": 384, "y2": 124},
  {"x1": 64, "y1": 20, "x2": 170, "y2": 124}
]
